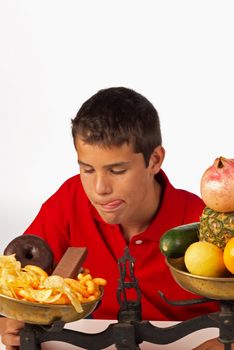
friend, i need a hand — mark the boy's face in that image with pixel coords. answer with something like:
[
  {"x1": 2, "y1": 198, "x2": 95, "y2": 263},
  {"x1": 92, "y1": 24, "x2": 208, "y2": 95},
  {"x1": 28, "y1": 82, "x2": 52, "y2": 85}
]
[{"x1": 75, "y1": 137, "x2": 163, "y2": 229}]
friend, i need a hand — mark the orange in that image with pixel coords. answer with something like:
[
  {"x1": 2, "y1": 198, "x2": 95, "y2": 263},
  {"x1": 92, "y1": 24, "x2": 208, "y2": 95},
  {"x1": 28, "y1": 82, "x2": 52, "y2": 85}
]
[
  {"x1": 223, "y1": 237, "x2": 234, "y2": 274},
  {"x1": 184, "y1": 241, "x2": 227, "y2": 277}
]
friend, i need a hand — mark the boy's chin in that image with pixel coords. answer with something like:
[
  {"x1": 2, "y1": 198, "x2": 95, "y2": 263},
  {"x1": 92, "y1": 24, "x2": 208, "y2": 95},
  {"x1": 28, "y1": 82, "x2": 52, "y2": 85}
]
[{"x1": 98, "y1": 211, "x2": 121, "y2": 225}]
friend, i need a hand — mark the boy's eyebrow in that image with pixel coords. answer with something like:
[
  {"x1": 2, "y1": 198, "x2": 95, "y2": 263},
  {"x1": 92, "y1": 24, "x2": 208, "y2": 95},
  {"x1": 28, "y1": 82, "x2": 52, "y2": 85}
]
[{"x1": 78, "y1": 160, "x2": 130, "y2": 168}]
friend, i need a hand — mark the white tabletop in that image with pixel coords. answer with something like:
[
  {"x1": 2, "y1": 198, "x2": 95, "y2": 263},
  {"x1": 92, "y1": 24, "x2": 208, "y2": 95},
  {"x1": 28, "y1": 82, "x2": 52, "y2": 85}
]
[{"x1": 36, "y1": 319, "x2": 218, "y2": 350}]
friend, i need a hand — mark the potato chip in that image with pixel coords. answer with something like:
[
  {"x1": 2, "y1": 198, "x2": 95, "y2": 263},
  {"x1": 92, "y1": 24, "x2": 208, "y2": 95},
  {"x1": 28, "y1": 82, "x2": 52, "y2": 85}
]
[
  {"x1": 16, "y1": 288, "x2": 36, "y2": 302},
  {"x1": 46, "y1": 293, "x2": 70, "y2": 304},
  {"x1": 29, "y1": 288, "x2": 54, "y2": 302},
  {"x1": 0, "y1": 254, "x2": 21, "y2": 272},
  {"x1": 43, "y1": 275, "x2": 83, "y2": 313},
  {"x1": 23, "y1": 265, "x2": 48, "y2": 278}
]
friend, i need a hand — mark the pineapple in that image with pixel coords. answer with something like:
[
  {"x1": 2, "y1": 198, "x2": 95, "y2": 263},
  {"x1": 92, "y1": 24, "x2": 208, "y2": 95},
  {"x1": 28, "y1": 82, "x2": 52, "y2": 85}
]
[{"x1": 199, "y1": 207, "x2": 234, "y2": 249}]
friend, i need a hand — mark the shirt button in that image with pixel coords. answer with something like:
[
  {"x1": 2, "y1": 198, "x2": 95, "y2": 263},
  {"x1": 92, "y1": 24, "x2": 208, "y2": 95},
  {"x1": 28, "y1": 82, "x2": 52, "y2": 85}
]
[{"x1": 135, "y1": 239, "x2": 143, "y2": 245}]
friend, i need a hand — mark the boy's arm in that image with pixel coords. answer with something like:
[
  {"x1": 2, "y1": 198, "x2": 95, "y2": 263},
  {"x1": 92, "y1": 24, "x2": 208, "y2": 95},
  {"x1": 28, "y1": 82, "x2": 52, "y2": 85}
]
[
  {"x1": 193, "y1": 338, "x2": 234, "y2": 349},
  {"x1": 0, "y1": 318, "x2": 23, "y2": 349}
]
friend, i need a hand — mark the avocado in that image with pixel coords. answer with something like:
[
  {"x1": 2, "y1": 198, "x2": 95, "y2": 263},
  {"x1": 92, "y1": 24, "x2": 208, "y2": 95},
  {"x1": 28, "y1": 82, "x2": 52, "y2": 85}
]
[{"x1": 159, "y1": 222, "x2": 200, "y2": 258}]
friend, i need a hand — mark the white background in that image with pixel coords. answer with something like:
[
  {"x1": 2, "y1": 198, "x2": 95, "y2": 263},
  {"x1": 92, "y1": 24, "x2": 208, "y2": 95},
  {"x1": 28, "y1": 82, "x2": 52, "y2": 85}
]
[{"x1": 0, "y1": 0, "x2": 233, "y2": 253}]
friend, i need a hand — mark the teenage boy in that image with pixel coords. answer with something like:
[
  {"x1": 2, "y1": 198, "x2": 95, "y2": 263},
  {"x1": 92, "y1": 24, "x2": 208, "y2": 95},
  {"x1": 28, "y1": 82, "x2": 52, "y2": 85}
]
[{"x1": 1, "y1": 87, "x2": 225, "y2": 349}]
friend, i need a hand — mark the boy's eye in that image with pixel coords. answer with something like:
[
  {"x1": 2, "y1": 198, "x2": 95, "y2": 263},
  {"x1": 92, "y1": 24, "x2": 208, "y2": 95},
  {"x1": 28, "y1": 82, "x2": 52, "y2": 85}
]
[
  {"x1": 82, "y1": 168, "x2": 94, "y2": 174},
  {"x1": 110, "y1": 169, "x2": 126, "y2": 174}
]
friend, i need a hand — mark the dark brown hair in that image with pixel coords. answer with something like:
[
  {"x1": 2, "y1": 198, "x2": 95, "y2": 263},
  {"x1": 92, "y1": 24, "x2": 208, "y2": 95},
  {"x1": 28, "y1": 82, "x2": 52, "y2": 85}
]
[{"x1": 71, "y1": 87, "x2": 162, "y2": 166}]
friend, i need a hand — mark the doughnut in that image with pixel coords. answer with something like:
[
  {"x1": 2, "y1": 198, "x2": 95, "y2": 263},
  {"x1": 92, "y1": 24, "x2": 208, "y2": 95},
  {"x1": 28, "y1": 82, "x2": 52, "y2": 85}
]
[{"x1": 4, "y1": 235, "x2": 54, "y2": 273}]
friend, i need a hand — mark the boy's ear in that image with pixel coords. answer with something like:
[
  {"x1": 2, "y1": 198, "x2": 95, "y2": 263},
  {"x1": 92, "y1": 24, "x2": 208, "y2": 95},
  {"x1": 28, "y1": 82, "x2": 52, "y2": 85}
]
[{"x1": 148, "y1": 146, "x2": 165, "y2": 174}]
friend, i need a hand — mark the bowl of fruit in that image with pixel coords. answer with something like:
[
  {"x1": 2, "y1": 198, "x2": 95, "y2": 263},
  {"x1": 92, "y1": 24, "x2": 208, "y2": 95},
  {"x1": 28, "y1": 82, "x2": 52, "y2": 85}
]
[
  {"x1": 166, "y1": 255, "x2": 234, "y2": 300},
  {"x1": 160, "y1": 156, "x2": 234, "y2": 300}
]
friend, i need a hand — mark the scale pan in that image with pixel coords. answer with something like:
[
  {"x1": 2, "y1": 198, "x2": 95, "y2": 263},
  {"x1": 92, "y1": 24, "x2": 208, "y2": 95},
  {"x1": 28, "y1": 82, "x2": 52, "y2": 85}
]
[
  {"x1": 0, "y1": 288, "x2": 103, "y2": 325},
  {"x1": 167, "y1": 257, "x2": 234, "y2": 300}
]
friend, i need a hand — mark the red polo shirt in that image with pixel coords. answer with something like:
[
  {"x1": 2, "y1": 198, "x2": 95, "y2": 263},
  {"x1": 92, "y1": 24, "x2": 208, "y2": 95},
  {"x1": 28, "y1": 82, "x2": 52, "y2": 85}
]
[{"x1": 24, "y1": 170, "x2": 218, "y2": 320}]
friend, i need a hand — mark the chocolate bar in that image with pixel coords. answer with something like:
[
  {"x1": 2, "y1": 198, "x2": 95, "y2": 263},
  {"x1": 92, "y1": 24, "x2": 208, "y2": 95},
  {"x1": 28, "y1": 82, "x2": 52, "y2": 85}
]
[{"x1": 52, "y1": 247, "x2": 88, "y2": 278}]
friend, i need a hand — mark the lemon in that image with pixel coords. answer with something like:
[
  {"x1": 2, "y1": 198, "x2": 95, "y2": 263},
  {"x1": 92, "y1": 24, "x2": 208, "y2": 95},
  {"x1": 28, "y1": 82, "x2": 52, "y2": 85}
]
[{"x1": 184, "y1": 241, "x2": 227, "y2": 277}]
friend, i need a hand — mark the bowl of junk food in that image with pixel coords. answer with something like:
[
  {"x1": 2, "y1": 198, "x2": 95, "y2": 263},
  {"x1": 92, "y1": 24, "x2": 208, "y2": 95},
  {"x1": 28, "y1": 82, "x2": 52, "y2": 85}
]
[
  {"x1": 160, "y1": 156, "x2": 234, "y2": 300},
  {"x1": 0, "y1": 237, "x2": 106, "y2": 325}
]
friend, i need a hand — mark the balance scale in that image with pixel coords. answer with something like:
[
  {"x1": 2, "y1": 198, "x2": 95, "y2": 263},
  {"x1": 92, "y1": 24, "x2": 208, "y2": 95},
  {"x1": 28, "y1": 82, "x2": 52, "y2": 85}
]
[{"x1": 2, "y1": 247, "x2": 234, "y2": 350}]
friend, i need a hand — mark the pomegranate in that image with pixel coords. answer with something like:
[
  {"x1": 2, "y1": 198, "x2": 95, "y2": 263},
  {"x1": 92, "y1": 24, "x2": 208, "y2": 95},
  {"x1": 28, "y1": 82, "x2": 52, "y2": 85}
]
[{"x1": 200, "y1": 156, "x2": 234, "y2": 212}]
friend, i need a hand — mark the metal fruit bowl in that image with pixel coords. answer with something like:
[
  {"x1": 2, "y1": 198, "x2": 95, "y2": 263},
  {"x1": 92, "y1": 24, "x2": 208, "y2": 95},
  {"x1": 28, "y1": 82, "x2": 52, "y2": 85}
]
[
  {"x1": 166, "y1": 257, "x2": 234, "y2": 300},
  {"x1": 0, "y1": 289, "x2": 103, "y2": 325}
]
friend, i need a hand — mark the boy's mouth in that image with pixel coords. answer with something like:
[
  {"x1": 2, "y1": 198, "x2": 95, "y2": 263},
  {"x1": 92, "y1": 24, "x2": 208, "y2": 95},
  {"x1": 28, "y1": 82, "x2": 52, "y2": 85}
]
[{"x1": 98, "y1": 199, "x2": 124, "y2": 211}]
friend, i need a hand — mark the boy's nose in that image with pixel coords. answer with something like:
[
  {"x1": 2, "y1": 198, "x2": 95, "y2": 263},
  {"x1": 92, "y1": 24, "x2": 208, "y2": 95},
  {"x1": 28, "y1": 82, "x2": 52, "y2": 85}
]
[{"x1": 94, "y1": 175, "x2": 112, "y2": 195}]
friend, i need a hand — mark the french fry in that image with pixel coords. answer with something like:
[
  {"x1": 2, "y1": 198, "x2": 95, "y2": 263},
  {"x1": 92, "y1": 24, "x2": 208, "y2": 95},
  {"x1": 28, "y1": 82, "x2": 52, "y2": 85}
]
[
  {"x1": 64, "y1": 278, "x2": 90, "y2": 298},
  {"x1": 92, "y1": 277, "x2": 107, "y2": 286}
]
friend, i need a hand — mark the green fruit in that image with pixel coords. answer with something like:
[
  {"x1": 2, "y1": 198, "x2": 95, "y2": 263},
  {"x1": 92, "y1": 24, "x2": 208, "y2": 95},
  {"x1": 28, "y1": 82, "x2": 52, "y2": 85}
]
[
  {"x1": 199, "y1": 207, "x2": 234, "y2": 249},
  {"x1": 160, "y1": 222, "x2": 200, "y2": 258}
]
